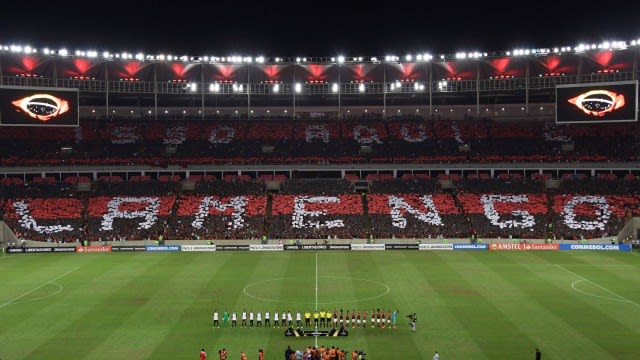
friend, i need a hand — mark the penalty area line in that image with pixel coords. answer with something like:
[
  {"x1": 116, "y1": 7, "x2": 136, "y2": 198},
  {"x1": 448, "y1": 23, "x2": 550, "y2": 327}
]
[
  {"x1": 556, "y1": 264, "x2": 640, "y2": 308},
  {"x1": 0, "y1": 267, "x2": 79, "y2": 309}
]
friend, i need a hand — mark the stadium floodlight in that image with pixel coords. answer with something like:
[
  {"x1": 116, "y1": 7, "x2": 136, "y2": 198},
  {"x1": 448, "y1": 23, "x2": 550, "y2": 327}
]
[
  {"x1": 295, "y1": 83, "x2": 302, "y2": 93},
  {"x1": 75, "y1": 50, "x2": 82, "y2": 56},
  {"x1": 553, "y1": 47, "x2": 559, "y2": 53},
  {"x1": 455, "y1": 52, "x2": 466, "y2": 59},
  {"x1": 358, "y1": 83, "x2": 365, "y2": 93},
  {"x1": 256, "y1": 56, "x2": 265, "y2": 63},
  {"x1": 275, "y1": 57, "x2": 281, "y2": 62},
  {"x1": 296, "y1": 57, "x2": 301, "y2": 63},
  {"x1": 10, "y1": 45, "x2": 23, "y2": 53},
  {"x1": 395, "y1": 80, "x2": 401, "y2": 89},
  {"x1": 414, "y1": 82, "x2": 420, "y2": 90},
  {"x1": 244, "y1": 56, "x2": 253, "y2": 63},
  {"x1": 337, "y1": 55, "x2": 345, "y2": 64},
  {"x1": 385, "y1": 55, "x2": 391, "y2": 62},
  {"x1": 506, "y1": 51, "x2": 511, "y2": 56},
  {"x1": 87, "y1": 51, "x2": 97, "y2": 58},
  {"x1": 23, "y1": 46, "x2": 32, "y2": 54},
  {"x1": 43, "y1": 48, "x2": 50, "y2": 55},
  {"x1": 358, "y1": 57, "x2": 363, "y2": 62},
  {"x1": 632, "y1": 40, "x2": 638, "y2": 46},
  {"x1": 167, "y1": 55, "x2": 174, "y2": 61},
  {"x1": 203, "y1": 56, "x2": 209, "y2": 62},
  {"x1": 331, "y1": 83, "x2": 339, "y2": 93},
  {"x1": 58, "y1": 48, "x2": 68, "y2": 56},
  {"x1": 134, "y1": 53, "x2": 143, "y2": 60},
  {"x1": 405, "y1": 54, "x2": 412, "y2": 61},
  {"x1": 371, "y1": 57, "x2": 378, "y2": 62},
  {"x1": 389, "y1": 83, "x2": 395, "y2": 91},
  {"x1": 302, "y1": 57, "x2": 307, "y2": 62},
  {"x1": 272, "y1": 84, "x2": 280, "y2": 93},
  {"x1": 238, "y1": 84, "x2": 244, "y2": 92},
  {"x1": 189, "y1": 83, "x2": 197, "y2": 92},
  {"x1": 439, "y1": 54, "x2": 445, "y2": 60}
]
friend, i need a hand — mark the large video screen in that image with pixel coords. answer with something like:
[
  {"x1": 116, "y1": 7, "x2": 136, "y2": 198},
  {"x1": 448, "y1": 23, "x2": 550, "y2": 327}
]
[
  {"x1": 0, "y1": 86, "x2": 79, "y2": 127},
  {"x1": 556, "y1": 81, "x2": 638, "y2": 124}
]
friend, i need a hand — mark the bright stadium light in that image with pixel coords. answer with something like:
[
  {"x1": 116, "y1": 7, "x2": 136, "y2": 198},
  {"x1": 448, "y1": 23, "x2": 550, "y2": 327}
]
[
  {"x1": 405, "y1": 54, "x2": 412, "y2": 61},
  {"x1": 331, "y1": 83, "x2": 339, "y2": 93},
  {"x1": 58, "y1": 48, "x2": 68, "y2": 56},
  {"x1": 87, "y1": 51, "x2": 97, "y2": 58},
  {"x1": 23, "y1": 46, "x2": 32, "y2": 54},
  {"x1": 189, "y1": 83, "x2": 197, "y2": 92},
  {"x1": 10, "y1": 45, "x2": 23, "y2": 53},
  {"x1": 296, "y1": 57, "x2": 301, "y2": 63},
  {"x1": 337, "y1": 55, "x2": 345, "y2": 64},
  {"x1": 272, "y1": 84, "x2": 280, "y2": 93},
  {"x1": 455, "y1": 52, "x2": 466, "y2": 59},
  {"x1": 256, "y1": 56, "x2": 265, "y2": 63},
  {"x1": 135, "y1": 53, "x2": 144, "y2": 60},
  {"x1": 371, "y1": 57, "x2": 378, "y2": 62},
  {"x1": 295, "y1": 83, "x2": 302, "y2": 93},
  {"x1": 43, "y1": 48, "x2": 50, "y2": 55},
  {"x1": 358, "y1": 83, "x2": 365, "y2": 93}
]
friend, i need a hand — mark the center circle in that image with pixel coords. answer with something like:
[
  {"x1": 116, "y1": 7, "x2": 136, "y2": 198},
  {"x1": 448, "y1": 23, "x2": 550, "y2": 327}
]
[{"x1": 243, "y1": 276, "x2": 390, "y2": 305}]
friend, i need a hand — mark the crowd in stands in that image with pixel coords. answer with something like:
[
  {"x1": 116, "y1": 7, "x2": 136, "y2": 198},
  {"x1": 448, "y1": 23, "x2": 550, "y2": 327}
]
[
  {"x1": 2, "y1": 174, "x2": 638, "y2": 242},
  {"x1": 0, "y1": 117, "x2": 638, "y2": 167}
]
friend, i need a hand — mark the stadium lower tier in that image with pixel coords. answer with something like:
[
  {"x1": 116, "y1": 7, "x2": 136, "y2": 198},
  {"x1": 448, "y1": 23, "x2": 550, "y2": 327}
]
[{"x1": 2, "y1": 192, "x2": 638, "y2": 241}]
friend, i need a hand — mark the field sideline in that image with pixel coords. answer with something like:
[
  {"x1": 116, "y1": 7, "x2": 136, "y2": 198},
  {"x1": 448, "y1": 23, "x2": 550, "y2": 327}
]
[{"x1": 1, "y1": 251, "x2": 639, "y2": 360}]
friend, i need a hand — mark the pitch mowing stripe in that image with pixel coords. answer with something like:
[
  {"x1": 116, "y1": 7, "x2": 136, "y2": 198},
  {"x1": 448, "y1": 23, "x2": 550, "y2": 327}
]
[
  {"x1": 473, "y1": 252, "x2": 617, "y2": 360},
  {"x1": 85, "y1": 253, "x2": 235, "y2": 360},
  {"x1": 259, "y1": 252, "x2": 312, "y2": 358},
  {"x1": 382, "y1": 252, "x2": 485, "y2": 360},
  {"x1": 24, "y1": 253, "x2": 187, "y2": 359},
  {"x1": 425, "y1": 252, "x2": 539, "y2": 359},
  {"x1": 491, "y1": 252, "x2": 638, "y2": 359},
  {"x1": 200, "y1": 252, "x2": 291, "y2": 359},
  {"x1": 342, "y1": 252, "x2": 396, "y2": 359}
]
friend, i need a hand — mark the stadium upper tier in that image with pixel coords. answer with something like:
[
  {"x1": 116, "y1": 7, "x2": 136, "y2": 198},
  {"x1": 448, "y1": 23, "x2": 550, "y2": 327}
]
[{"x1": 0, "y1": 118, "x2": 638, "y2": 167}]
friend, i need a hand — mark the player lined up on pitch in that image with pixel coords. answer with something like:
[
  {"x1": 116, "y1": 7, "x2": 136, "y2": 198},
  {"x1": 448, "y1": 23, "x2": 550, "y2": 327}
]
[{"x1": 211, "y1": 309, "x2": 400, "y2": 329}]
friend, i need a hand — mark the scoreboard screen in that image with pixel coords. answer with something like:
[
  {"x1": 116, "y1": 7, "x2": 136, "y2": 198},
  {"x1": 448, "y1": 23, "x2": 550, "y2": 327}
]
[
  {"x1": 0, "y1": 86, "x2": 79, "y2": 127},
  {"x1": 556, "y1": 81, "x2": 638, "y2": 124}
]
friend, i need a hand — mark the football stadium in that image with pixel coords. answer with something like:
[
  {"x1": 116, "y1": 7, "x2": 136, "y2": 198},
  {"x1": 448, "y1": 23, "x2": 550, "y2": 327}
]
[{"x1": 0, "y1": 39, "x2": 639, "y2": 360}]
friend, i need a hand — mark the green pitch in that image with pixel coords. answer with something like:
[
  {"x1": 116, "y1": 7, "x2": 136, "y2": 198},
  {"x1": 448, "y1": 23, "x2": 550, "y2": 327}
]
[{"x1": 1, "y1": 251, "x2": 639, "y2": 360}]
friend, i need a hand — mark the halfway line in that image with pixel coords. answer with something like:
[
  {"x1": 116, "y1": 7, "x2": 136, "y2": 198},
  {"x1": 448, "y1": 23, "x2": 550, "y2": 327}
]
[
  {"x1": 556, "y1": 264, "x2": 640, "y2": 308},
  {"x1": 0, "y1": 267, "x2": 79, "y2": 309}
]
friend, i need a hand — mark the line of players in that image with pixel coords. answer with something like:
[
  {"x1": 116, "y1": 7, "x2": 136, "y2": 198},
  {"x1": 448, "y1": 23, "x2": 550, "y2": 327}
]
[{"x1": 212, "y1": 309, "x2": 400, "y2": 329}]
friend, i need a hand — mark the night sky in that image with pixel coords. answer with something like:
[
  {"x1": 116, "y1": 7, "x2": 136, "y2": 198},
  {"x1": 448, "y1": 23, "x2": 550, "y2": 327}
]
[{"x1": 2, "y1": 1, "x2": 639, "y2": 56}]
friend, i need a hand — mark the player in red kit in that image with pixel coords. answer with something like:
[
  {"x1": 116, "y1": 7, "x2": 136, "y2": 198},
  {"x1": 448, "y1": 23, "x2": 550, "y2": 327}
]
[{"x1": 200, "y1": 348, "x2": 207, "y2": 360}]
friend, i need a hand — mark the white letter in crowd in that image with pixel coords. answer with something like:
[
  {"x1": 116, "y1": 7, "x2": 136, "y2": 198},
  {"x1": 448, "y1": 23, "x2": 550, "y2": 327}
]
[
  {"x1": 305, "y1": 124, "x2": 330, "y2": 143},
  {"x1": 101, "y1": 197, "x2": 160, "y2": 231},
  {"x1": 111, "y1": 126, "x2": 140, "y2": 144},
  {"x1": 562, "y1": 195, "x2": 611, "y2": 231},
  {"x1": 480, "y1": 194, "x2": 535, "y2": 229},
  {"x1": 13, "y1": 200, "x2": 74, "y2": 234},
  {"x1": 352, "y1": 125, "x2": 382, "y2": 144},
  {"x1": 401, "y1": 123, "x2": 428, "y2": 142},
  {"x1": 292, "y1": 196, "x2": 344, "y2": 228},
  {"x1": 192, "y1": 196, "x2": 247, "y2": 229},
  {"x1": 389, "y1": 195, "x2": 443, "y2": 228},
  {"x1": 163, "y1": 126, "x2": 188, "y2": 145},
  {"x1": 208, "y1": 125, "x2": 235, "y2": 144}
]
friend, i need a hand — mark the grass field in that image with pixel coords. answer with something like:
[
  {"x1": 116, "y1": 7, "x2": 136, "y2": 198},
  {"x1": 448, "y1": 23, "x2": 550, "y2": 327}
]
[{"x1": 1, "y1": 250, "x2": 639, "y2": 360}]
